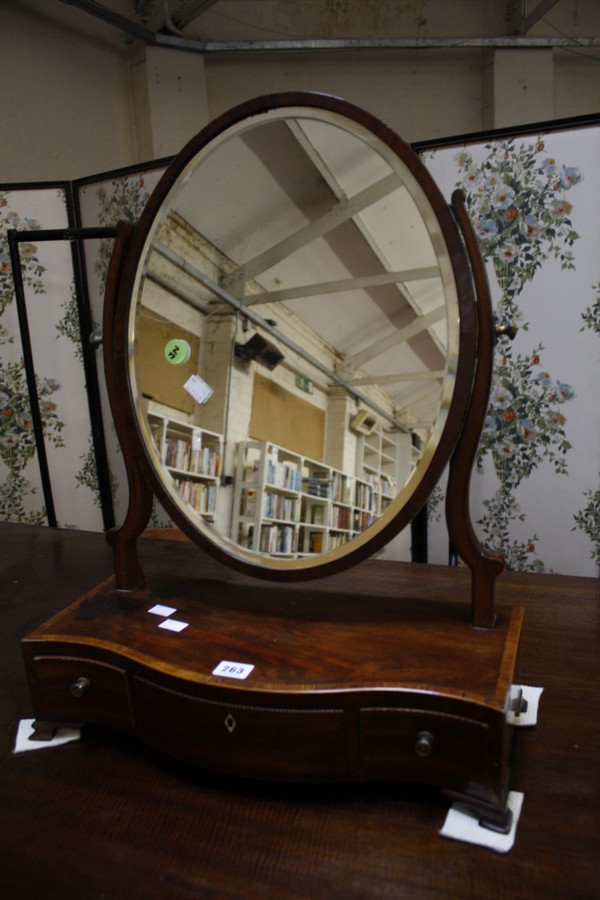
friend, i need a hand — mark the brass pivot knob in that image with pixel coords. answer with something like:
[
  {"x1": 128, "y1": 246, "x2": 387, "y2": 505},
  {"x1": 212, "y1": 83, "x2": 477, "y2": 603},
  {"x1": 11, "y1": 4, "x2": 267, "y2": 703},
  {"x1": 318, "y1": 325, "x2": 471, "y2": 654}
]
[
  {"x1": 70, "y1": 676, "x2": 91, "y2": 698},
  {"x1": 494, "y1": 322, "x2": 518, "y2": 341},
  {"x1": 415, "y1": 730, "x2": 434, "y2": 757}
]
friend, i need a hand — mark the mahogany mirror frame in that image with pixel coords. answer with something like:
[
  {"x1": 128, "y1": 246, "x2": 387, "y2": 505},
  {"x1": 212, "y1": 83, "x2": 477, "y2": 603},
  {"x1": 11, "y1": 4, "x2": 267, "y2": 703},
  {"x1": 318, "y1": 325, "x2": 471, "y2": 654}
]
[{"x1": 102, "y1": 92, "x2": 503, "y2": 628}]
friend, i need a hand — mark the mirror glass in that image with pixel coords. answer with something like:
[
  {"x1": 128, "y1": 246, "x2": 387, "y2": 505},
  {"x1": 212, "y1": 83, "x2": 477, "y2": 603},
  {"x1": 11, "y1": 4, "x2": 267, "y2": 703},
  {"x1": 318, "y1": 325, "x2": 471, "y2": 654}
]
[{"x1": 127, "y1": 100, "x2": 462, "y2": 572}]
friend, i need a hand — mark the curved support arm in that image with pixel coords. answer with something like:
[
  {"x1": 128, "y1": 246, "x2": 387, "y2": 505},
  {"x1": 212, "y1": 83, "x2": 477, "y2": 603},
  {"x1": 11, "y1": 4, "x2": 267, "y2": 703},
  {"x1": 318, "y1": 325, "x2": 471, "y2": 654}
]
[
  {"x1": 446, "y1": 191, "x2": 504, "y2": 629},
  {"x1": 102, "y1": 220, "x2": 153, "y2": 595}
]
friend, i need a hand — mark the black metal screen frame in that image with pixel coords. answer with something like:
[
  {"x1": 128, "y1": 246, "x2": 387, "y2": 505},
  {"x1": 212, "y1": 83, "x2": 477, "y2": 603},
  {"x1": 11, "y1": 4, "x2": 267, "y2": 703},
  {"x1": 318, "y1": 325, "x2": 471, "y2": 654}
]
[{"x1": 7, "y1": 224, "x2": 117, "y2": 529}]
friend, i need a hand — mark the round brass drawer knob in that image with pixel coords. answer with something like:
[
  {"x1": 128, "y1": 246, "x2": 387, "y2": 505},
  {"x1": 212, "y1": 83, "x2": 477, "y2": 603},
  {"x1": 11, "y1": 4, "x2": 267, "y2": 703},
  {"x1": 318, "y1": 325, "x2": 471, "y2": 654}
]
[
  {"x1": 415, "y1": 730, "x2": 434, "y2": 757},
  {"x1": 71, "y1": 676, "x2": 91, "y2": 698}
]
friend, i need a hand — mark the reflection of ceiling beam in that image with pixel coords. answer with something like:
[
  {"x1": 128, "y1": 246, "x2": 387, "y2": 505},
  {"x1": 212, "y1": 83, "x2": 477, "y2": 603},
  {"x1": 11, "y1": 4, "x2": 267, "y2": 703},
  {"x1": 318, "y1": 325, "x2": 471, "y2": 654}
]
[
  {"x1": 244, "y1": 266, "x2": 439, "y2": 306},
  {"x1": 147, "y1": 271, "x2": 213, "y2": 313},
  {"x1": 347, "y1": 370, "x2": 445, "y2": 386},
  {"x1": 341, "y1": 306, "x2": 446, "y2": 371},
  {"x1": 396, "y1": 379, "x2": 446, "y2": 414},
  {"x1": 221, "y1": 172, "x2": 400, "y2": 287},
  {"x1": 152, "y1": 240, "x2": 408, "y2": 431},
  {"x1": 286, "y1": 118, "x2": 434, "y2": 324}
]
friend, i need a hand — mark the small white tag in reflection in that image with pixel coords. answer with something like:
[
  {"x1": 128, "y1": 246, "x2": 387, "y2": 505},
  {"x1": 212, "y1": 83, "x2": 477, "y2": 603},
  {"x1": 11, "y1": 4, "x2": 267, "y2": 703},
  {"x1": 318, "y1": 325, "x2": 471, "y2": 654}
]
[{"x1": 184, "y1": 374, "x2": 214, "y2": 405}]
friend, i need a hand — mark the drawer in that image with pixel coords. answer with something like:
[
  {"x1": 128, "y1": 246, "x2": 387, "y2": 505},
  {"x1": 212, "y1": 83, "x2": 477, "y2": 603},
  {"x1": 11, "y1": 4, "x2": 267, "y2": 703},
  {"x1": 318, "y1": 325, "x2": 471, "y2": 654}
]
[
  {"x1": 135, "y1": 677, "x2": 347, "y2": 780},
  {"x1": 360, "y1": 708, "x2": 488, "y2": 788},
  {"x1": 29, "y1": 655, "x2": 133, "y2": 729}
]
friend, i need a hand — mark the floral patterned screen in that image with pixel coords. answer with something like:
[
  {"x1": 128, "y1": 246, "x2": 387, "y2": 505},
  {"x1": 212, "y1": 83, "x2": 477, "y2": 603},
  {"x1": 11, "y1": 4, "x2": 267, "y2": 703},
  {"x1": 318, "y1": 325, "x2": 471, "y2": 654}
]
[
  {"x1": 0, "y1": 185, "x2": 106, "y2": 529},
  {"x1": 421, "y1": 121, "x2": 599, "y2": 577},
  {"x1": 74, "y1": 166, "x2": 168, "y2": 527},
  {"x1": 3, "y1": 121, "x2": 598, "y2": 578}
]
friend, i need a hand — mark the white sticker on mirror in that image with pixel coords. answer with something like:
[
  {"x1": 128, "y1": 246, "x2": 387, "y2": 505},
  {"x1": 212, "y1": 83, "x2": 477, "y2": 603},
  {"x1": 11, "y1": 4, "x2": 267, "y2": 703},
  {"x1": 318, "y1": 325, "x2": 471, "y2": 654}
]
[
  {"x1": 183, "y1": 374, "x2": 214, "y2": 405},
  {"x1": 212, "y1": 660, "x2": 255, "y2": 680}
]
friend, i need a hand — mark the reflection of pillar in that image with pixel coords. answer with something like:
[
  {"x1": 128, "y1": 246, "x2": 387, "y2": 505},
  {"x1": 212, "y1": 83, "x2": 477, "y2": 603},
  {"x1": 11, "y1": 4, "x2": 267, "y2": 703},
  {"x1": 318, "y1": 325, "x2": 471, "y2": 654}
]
[
  {"x1": 325, "y1": 388, "x2": 356, "y2": 473},
  {"x1": 129, "y1": 45, "x2": 209, "y2": 160},
  {"x1": 198, "y1": 314, "x2": 236, "y2": 437},
  {"x1": 482, "y1": 49, "x2": 553, "y2": 130},
  {"x1": 199, "y1": 314, "x2": 238, "y2": 539}
]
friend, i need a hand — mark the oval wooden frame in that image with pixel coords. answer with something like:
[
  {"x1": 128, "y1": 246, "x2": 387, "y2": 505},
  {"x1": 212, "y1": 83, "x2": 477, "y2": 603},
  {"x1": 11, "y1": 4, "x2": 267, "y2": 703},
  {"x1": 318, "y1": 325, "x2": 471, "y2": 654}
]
[{"x1": 105, "y1": 92, "x2": 477, "y2": 586}]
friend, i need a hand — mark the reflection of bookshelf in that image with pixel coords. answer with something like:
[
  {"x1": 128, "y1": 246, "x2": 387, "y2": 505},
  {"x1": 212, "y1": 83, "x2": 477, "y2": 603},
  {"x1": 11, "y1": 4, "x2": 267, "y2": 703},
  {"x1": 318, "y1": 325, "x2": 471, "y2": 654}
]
[
  {"x1": 355, "y1": 424, "x2": 412, "y2": 517},
  {"x1": 148, "y1": 413, "x2": 222, "y2": 519},
  {"x1": 232, "y1": 440, "x2": 384, "y2": 558},
  {"x1": 232, "y1": 441, "x2": 302, "y2": 557}
]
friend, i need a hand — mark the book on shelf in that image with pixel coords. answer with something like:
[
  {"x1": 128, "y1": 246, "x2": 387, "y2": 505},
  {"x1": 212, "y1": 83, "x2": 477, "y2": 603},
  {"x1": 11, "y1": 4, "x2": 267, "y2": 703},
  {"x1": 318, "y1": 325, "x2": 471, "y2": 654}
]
[
  {"x1": 259, "y1": 524, "x2": 297, "y2": 554},
  {"x1": 331, "y1": 471, "x2": 352, "y2": 504},
  {"x1": 264, "y1": 492, "x2": 298, "y2": 522},
  {"x1": 266, "y1": 460, "x2": 302, "y2": 492},
  {"x1": 308, "y1": 531, "x2": 324, "y2": 553},
  {"x1": 303, "y1": 472, "x2": 332, "y2": 498},
  {"x1": 355, "y1": 482, "x2": 375, "y2": 511},
  {"x1": 354, "y1": 509, "x2": 374, "y2": 531},
  {"x1": 166, "y1": 437, "x2": 191, "y2": 472},
  {"x1": 191, "y1": 445, "x2": 221, "y2": 477},
  {"x1": 242, "y1": 489, "x2": 256, "y2": 517},
  {"x1": 331, "y1": 505, "x2": 351, "y2": 530},
  {"x1": 173, "y1": 478, "x2": 216, "y2": 513},
  {"x1": 166, "y1": 437, "x2": 221, "y2": 477},
  {"x1": 310, "y1": 505, "x2": 325, "y2": 525}
]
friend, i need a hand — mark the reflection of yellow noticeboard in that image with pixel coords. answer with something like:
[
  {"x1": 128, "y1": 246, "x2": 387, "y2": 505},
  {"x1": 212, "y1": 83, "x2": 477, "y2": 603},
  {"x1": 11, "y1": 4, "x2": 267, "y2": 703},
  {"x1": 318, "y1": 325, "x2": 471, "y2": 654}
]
[
  {"x1": 250, "y1": 372, "x2": 325, "y2": 461},
  {"x1": 136, "y1": 310, "x2": 200, "y2": 415}
]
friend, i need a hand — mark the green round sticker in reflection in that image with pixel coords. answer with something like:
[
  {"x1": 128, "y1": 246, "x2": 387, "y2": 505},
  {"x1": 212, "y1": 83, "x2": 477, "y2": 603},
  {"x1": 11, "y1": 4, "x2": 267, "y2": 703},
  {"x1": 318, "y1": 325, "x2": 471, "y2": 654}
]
[{"x1": 164, "y1": 339, "x2": 191, "y2": 365}]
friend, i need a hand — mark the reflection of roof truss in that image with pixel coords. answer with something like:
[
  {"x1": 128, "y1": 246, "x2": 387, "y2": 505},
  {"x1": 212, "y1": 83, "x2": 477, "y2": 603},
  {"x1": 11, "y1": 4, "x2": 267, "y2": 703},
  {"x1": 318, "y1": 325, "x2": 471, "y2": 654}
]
[
  {"x1": 348, "y1": 369, "x2": 445, "y2": 386},
  {"x1": 222, "y1": 172, "x2": 400, "y2": 289},
  {"x1": 244, "y1": 265, "x2": 439, "y2": 306},
  {"x1": 340, "y1": 305, "x2": 446, "y2": 372},
  {"x1": 152, "y1": 115, "x2": 450, "y2": 431},
  {"x1": 219, "y1": 122, "x2": 446, "y2": 419},
  {"x1": 149, "y1": 239, "x2": 410, "y2": 432}
]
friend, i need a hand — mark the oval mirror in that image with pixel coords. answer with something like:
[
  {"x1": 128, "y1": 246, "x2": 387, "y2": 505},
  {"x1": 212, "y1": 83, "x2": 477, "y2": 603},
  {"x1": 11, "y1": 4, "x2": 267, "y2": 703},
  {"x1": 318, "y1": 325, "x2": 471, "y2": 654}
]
[{"x1": 122, "y1": 93, "x2": 475, "y2": 578}]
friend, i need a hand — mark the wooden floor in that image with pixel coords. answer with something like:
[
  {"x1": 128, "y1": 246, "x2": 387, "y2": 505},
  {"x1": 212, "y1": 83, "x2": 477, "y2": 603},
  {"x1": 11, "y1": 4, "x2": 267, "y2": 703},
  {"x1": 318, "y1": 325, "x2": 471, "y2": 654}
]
[{"x1": 1, "y1": 523, "x2": 598, "y2": 899}]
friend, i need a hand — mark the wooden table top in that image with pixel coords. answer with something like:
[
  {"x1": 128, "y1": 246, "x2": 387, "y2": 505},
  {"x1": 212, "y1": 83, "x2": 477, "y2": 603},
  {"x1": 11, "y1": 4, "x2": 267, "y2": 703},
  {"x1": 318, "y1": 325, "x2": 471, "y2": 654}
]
[{"x1": 1, "y1": 523, "x2": 598, "y2": 899}]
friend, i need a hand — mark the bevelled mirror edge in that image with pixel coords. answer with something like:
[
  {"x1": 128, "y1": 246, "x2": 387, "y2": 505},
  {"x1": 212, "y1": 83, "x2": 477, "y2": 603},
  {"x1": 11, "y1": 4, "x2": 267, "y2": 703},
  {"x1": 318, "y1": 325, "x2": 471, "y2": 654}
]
[{"x1": 108, "y1": 92, "x2": 477, "y2": 582}]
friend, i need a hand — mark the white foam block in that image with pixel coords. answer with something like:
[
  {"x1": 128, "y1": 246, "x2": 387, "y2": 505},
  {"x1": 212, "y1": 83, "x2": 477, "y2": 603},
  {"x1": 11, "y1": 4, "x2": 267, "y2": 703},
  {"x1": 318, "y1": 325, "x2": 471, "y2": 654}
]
[
  {"x1": 440, "y1": 790, "x2": 524, "y2": 853},
  {"x1": 507, "y1": 685, "x2": 544, "y2": 726},
  {"x1": 13, "y1": 718, "x2": 81, "y2": 753}
]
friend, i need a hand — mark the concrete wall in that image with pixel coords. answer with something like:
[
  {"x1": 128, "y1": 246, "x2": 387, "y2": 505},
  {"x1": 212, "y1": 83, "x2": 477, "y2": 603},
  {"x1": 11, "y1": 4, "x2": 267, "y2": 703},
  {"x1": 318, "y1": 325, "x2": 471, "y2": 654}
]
[
  {"x1": 1, "y1": 1, "x2": 599, "y2": 183},
  {"x1": 1, "y1": 2, "x2": 135, "y2": 182}
]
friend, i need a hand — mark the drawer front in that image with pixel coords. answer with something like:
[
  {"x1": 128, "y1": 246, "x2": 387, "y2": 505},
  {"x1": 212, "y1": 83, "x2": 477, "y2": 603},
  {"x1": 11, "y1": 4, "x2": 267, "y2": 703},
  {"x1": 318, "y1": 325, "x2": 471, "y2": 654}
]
[
  {"x1": 360, "y1": 708, "x2": 488, "y2": 788},
  {"x1": 135, "y1": 678, "x2": 347, "y2": 780},
  {"x1": 30, "y1": 655, "x2": 133, "y2": 729}
]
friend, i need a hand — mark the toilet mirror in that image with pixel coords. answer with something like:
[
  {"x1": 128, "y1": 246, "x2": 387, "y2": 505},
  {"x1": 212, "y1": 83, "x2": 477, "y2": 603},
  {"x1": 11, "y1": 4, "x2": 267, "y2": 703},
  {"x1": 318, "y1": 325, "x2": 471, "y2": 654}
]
[{"x1": 119, "y1": 93, "x2": 475, "y2": 577}]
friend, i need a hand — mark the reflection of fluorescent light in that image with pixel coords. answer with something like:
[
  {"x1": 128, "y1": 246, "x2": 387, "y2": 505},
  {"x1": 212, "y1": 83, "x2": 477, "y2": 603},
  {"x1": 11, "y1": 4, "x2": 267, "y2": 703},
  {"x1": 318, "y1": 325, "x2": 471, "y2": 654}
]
[
  {"x1": 350, "y1": 409, "x2": 378, "y2": 436},
  {"x1": 234, "y1": 334, "x2": 284, "y2": 370}
]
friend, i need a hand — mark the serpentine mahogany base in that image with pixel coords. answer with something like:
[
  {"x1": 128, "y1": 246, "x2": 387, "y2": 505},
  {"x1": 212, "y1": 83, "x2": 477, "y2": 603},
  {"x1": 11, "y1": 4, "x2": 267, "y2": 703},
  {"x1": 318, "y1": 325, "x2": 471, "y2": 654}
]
[{"x1": 22, "y1": 573, "x2": 522, "y2": 832}]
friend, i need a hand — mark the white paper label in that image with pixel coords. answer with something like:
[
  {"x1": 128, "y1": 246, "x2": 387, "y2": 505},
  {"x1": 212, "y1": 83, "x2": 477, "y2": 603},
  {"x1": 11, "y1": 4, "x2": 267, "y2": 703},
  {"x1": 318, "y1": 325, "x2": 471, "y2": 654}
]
[
  {"x1": 212, "y1": 660, "x2": 255, "y2": 680},
  {"x1": 183, "y1": 374, "x2": 214, "y2": 405},
  {"x1": 148, "y1": 604, "x2": 177, "y2": 617},
  {"x1": 159, "y1": 618, "x2": 189, "y2": 633}
]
